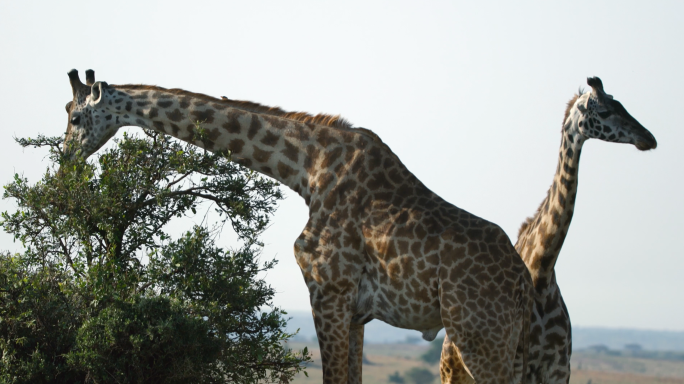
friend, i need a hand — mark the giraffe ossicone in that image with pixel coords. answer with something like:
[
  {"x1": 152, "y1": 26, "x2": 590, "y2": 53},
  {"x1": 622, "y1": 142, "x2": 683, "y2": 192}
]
[
  {"x1": 439, "y1": 77, "x2": 657, "y2": 384},
  {"x1": 62, "y1": 69, "x2": 534, "y2": 384}
]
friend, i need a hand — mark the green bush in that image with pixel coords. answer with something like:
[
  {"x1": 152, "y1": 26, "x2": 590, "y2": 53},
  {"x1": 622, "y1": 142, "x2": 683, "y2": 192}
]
[
  {"x1": 404, "y1": 367, "x2": 436, "y2": 384},
  {"x1": 0, "y1": 256, "x2": 84, "y2": 384},
  {"x1": 388, "y1": 371, "x2": 405, "y2": 384},
  {"x1": 67, "y1": 296, "x2": 219, "y2": 384},
  {"x1": 0, "y1": 132, "x2": 310, "y2": 383}
]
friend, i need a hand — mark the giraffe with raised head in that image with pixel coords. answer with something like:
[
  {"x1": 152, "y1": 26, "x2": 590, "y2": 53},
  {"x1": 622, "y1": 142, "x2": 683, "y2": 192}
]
[
  {"x1": 61, "y1": 69, "x2": 534, "y2": 384},
  {"x1": 439, "y1": 77, "x2": 657, "y2": 384}
]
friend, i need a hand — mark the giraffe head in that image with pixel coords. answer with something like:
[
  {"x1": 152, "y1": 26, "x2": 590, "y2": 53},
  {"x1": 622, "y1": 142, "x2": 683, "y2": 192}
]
[
  {"x1": 63, "y1": 69, "x2": 122, "y2": 159},
  {"x1": 571, "y1": 77, "x2": 657, "y2": 150}
]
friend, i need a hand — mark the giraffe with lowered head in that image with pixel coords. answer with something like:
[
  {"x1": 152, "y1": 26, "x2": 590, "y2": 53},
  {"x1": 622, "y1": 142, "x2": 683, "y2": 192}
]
[
  {"x1": 439, "y1": 77, "x2": 657, "y2": 383},
  {"x1": 61, "y1": 69, "x2": 534, "y2": 384}
]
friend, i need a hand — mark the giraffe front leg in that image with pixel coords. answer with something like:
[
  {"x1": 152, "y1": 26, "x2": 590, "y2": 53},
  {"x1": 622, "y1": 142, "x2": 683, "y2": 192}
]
[
  {"x1": 440, "y1": 334, "x2": 475, "y2": 384},
  {"x1": 295, "y1": 224, "x2": 363, "y2": 384},
  {"x1": 348, "y1": 323, "x2": 364, "y2": 384},
  {"x1": 309, "y1": 283, "x2": 355, "y2": 384}
]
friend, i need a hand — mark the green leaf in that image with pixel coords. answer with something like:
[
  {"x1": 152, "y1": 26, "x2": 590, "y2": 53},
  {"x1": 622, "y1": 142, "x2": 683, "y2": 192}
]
[{"x1": 0, "y1": 131, "x2": 303, "y2": 383}]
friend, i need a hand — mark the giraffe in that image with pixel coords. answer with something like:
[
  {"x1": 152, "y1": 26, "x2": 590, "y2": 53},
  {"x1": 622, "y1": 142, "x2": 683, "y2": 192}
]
[
  {"x1": 61, "y1": 69, "x2": 534, "y2": 384},
  {"x1": 439, "y1": 77, "x2": 657, "y2": 384}
]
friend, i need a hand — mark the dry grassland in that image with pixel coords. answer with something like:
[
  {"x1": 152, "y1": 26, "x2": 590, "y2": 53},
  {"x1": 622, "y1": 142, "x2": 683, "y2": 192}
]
[{"x1": 286, "y1": 342, "x2": 684, "y2": 384}]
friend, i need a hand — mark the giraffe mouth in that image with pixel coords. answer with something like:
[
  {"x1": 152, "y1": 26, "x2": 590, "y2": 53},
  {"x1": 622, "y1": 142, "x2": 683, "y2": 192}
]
[{"x1": 634, "y1": 134, "x2": 657, "y2": 151}]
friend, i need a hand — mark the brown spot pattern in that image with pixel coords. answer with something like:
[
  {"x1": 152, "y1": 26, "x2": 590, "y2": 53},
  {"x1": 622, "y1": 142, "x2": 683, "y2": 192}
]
[
  {"x1": 260, "y1": 130, "x2": 280, "y2": 147},
  {"x1": 247, "y1": 114, "x2": 262, "y2": 140},
  {"x1": 191, "y1": 108, "x2": 215, "y2": 124},
  {"x1": 166, "y1": 108, "x2": 183, "y2": 122},
  {"x1": 282, "y1": 139, "x2": 300, "y2": 162},
  {"x1": 228, "y1": 139, "x2": 245, "y2": 154},
  {"x1": 252, "y1": 146, "x2": 272, "y2": 163}
]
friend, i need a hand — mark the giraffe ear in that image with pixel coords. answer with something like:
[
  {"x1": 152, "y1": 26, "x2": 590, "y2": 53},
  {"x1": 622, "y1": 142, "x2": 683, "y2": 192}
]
[
  {"x1": 68, "y1": 69, "x2": 88, "y2": 97},
  {"x1": 85, "y1": 69, "x2": 95, "y2": 86},
  {"x1": 89, "y1": 81, "x2": 106, "y2": 106},
  {"x1": 577, "y1": 94, "x2": 589, "y2": 113},
  {"x1": 587, "y1": 77, "x2": 604, "y2": 94}
]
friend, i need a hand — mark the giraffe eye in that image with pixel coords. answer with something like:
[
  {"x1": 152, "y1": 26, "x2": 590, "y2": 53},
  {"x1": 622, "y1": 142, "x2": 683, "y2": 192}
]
[
  {"x1": 597, "y1": 111, "x2": 612, "y2": 119},
  {"x1": 70, "y1": 115, "x2": 81, "y2": 125}
]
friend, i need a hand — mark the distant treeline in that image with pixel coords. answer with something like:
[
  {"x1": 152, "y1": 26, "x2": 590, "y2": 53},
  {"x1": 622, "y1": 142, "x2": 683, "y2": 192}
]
[
  {"x1": 573, "y1": 327, "x2": 684, "y2": 352},
  {"x1": 580, "y1": 344, "x2": 684, "y2": 361},
  {"x1": 285, "y1": 311, "x2": 684, "y2": 351}
]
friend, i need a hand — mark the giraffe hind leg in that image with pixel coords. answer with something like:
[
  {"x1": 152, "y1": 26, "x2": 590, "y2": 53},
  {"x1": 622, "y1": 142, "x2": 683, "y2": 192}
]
[
  {"x1": 438, "y1": 276, "x2": 521, "y2": 383},
  {"x1": 440, "y1": 334, "x2": 475, "y2": 384}
]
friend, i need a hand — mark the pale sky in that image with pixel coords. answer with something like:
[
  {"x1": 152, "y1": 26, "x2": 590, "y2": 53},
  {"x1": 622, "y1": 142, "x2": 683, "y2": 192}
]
[{"x1": 0, "y1": 1, "x2": 682, "y2": 331}]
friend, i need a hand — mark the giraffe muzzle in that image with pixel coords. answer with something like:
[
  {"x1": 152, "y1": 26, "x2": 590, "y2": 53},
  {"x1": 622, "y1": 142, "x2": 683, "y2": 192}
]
[{"x1": 634, "y1": 130, "x2": 657, "y2": 151}]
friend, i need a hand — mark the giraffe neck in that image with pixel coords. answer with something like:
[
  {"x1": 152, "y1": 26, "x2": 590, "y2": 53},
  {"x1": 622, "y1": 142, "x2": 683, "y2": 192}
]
[
  {"x1": 107, "y1": 84, "x2": 357, "y2": 204},
  {"x1": 516, "y1": 115, "x2": 585, "y2": 290}
]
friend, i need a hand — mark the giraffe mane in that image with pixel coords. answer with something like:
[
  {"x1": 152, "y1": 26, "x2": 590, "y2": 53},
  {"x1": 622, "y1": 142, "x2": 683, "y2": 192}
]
[
  {"x1": 561, "y1": 88, "x2": 585, "y2": 127},
  {"x1": 517, "y1": 217, "x2": 532, "y2": 239},
  {"x1": 517, "y1": 198, "x2": 545, "y2": 239},
  {"x1": 562, "y1": 94, "x2": 579, "y2": 127}
]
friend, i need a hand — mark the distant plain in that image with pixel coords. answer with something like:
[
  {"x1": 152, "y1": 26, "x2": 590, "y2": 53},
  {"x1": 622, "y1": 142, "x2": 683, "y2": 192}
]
[
  {"x1": 286, "y1": 341, "x2": 684, "y2": 384},
  {"x1": 284, "y1": 311, "x2": 684, "y2": 383}
]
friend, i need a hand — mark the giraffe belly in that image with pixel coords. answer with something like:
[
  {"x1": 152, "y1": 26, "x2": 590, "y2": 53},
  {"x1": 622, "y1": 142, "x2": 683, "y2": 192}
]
[{"x1": 352, "y1": 268, "x2": 443, "y2": 338}]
